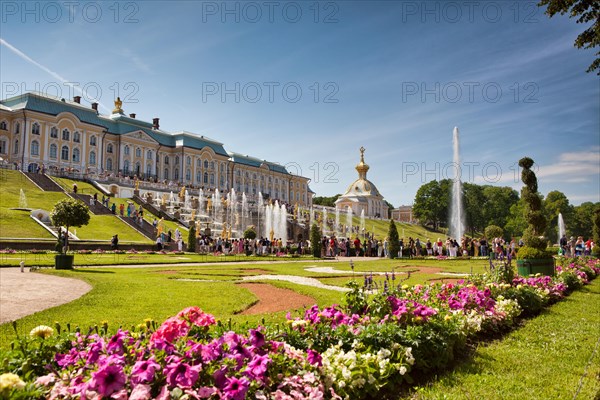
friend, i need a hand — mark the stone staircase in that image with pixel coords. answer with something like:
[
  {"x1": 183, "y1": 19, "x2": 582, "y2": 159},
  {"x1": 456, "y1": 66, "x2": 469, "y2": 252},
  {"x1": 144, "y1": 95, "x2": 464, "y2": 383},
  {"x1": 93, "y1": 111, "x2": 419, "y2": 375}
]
[
  {"x1": 22, "y1": 172, "x2": 64, "y2": 192},
  {"x1": 69, "y1": 193, "x2": 114, "y2": 215},
  {"x1": 132, "y1": 194, "x2": 179, "y2": 223}
]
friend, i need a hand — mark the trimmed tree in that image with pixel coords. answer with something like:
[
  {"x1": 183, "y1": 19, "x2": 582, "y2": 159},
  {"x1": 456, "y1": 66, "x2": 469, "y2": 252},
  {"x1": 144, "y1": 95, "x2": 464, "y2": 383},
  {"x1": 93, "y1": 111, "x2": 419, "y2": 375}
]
[
  {"x1": 310, "y1": 223, "x2": 322, "y2": 258},
  {"x1": 188, "y1": 224, "x2": 196, "y2": 252},
  {"x1": 244, "y1": 227, "x2": 257, "y2": 240},
  {"x1": 388, "y1": 219, "x2": 399, "y2": 259},
  {"x1": 484, "y1": 225, "x2": 504, "y2": 241},
  {"x1": 518, "y1": 157, "x2": 548, "y2": 255},
  {"x1": 50, "y1": 199, "x2": 90, "y2": 254}
]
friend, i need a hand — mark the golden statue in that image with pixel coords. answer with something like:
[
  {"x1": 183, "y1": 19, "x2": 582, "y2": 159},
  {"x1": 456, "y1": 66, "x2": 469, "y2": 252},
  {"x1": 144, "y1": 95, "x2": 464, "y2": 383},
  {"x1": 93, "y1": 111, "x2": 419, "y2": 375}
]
[
  {"x1": 269, "y1": 228, "x2": 274, "y2": 243},
  {"x1": 179, "y1": 186, "x2": 186, "y2": 199},
  {"x1": 157, "y1": 217, "x2": 164, "y2": 238},
  {"x1": 221, "y1": 224, "x2": 227, "y2": 239},
  {"x1": 207, "y1": 198, "x2": 212, "y2": 212},
  {"x1": 195, "y1": 220, "x2": 201, "y2": 237},
  {"x1": 135, "y1": 179, "x2": 139, "y2": 190},
  {"x1": 113, "y1": 97, "x2": 123, "y2": 114},
  {"x1": 191, "y1": 210, "x2": 196, "y2": 220},
  {"x1": 161, "y1": 193, "x2": 167, "y2": 206}
]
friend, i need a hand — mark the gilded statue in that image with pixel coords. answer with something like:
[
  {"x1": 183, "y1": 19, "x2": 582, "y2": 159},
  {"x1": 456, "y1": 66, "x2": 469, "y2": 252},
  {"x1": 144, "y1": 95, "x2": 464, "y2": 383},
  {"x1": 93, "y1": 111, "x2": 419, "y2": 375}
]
[{"x1": 113, "y1": 97, "x2": 123, "y2": 114}]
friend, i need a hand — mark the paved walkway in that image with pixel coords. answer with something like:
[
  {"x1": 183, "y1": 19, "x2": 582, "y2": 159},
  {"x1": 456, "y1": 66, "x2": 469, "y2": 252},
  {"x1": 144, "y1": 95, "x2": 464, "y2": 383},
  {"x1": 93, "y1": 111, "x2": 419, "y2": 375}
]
[{"x1": 0, "y1": 267, "x2": 91, "y2": 324}]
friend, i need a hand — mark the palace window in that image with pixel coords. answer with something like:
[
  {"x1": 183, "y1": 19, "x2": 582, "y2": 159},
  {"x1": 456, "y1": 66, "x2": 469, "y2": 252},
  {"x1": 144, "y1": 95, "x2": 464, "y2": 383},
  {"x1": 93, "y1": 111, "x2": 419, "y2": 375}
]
[
  {"x1": 30, "y1": 140, "x2": 39, "y2": 156},
  {"x1": 0, "y1": 121, "x2": 6, "y2": 130},
  {"x1": 135, "y1": 147, "x2": 141, "y2": 157},
  {"x1": 204, "y1": 160, "x2": 208, "y2": 169},
  {"x1": 123, "y1": 160, "x2": 130, "y2": 174},
  {"x1": 135, "y1": 162, "x2": 141, "y2": 175},
  {"x1": 164, "y1": 155, "x2": 169, "y2": 164},
  {"x1": 124, "y1": 145, "x2": 130, "y2": 155},
  {"x1": 89, "y1": 151, "x2": 96, "y2": 165},
  {"x1": 73, "y1": 148, "x2": 80, "y2": 162},
  {"x1": 196, "y1": 170, "x2": 202, "y2": 183},
  {"x1": 50, "y1": 127, "x2": 58, "y2": 138},
  {"x1": 106, "y1": 158, "x2": 113, "y2": 171},
  {"x1": 175, "y1": 156, "x2": 180, "y2": 165},
  {"x1": 73, "y1": 132, "x2": 80, "y2": 143},
  {"x1": 203, "y1": 172, "x2": 208, "y2": 184},
  {"x1": 174, "y1": 168, "x2": 179, "y2": 180},
  {"x1": 61, "y1": 145, "x2": 69, "y2": 160},
  {"x1": 90, "y1": 136, "x2": 97, "y2": 146},
  {"x1": 13, "y1": 139, "x2": 19, "y2": 154},
  {"x1": 31, "y1": 123, "x2": 40, "y2": 135},
  {"x1": 106, "y1": 143, "x2": 113, "y2": 153},
  {"x1": 147, "y1": 150, "x2": 152, "y2": 160},
  {"x1": 146, "y1": 164, "x2": 152, "y2": 176},
  {"x1": 15, "y1": 122, "x2": 20, "y2": 134},
  {"x1": 210, "y1": 161, "x2": 215, "y2": 170},
  {"x1": 186, "y1": 169, "x2": 191, "y2": 181},
  {"x1": 49, "y1": 144, "x2": 57, "y2": 159},
  {"x1": 62, "y1": 129, "x2": 70, "y2": 141},
  {"x1": 186, "y1": 156, "x2": 191, "y2": 166},
  {"x1": 197, "y1": 158, "x2": 202, "y2": 167},
  {"x1": 0, "y1": 138, "x2": 6, "y2": 154},
  {"x1": 210, "y1": 173, "x2": 215, "y2": 185},
  {"x1": 164, "y1": 168, "x2": 169, "y2": 180}
]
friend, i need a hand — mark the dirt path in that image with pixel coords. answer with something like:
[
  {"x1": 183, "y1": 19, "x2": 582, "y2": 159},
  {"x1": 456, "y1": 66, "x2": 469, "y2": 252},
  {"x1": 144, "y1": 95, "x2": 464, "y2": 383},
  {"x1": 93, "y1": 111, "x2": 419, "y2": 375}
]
[
  {"x1": 0, "y1": 268, "x2": 91, "y2": 323},
  {"x1": 237, "y1": 283, "x2": 315, "y2": 315}
]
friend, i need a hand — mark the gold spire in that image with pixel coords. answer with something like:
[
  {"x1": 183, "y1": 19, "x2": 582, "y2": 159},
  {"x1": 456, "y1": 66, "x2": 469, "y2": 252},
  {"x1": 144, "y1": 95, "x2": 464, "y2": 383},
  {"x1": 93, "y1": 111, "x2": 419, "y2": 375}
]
[{"x1": 355, "y1": 146, "x2": 370, "y2": 179}]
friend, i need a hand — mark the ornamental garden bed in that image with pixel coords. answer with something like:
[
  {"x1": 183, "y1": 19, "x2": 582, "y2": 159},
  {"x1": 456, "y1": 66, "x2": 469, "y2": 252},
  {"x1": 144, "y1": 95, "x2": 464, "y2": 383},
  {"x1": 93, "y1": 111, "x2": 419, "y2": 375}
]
[{"x1": 0, "y1": 257, "x2": 598, "y2": 399}]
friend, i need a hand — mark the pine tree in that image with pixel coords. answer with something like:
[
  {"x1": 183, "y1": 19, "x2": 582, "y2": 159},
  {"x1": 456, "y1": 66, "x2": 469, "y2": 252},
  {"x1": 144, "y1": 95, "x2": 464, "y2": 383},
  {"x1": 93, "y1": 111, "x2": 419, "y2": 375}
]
[{"x1": 188, "y1": 225, "x2": 196, "y2": 252}]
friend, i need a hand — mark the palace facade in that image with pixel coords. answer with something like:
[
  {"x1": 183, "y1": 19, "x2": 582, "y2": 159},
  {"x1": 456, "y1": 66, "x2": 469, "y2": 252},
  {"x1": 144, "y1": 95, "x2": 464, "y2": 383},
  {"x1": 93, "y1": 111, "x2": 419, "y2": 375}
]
[{"x1": 0, "y1": 92, "x2": 312, "y2": 206}]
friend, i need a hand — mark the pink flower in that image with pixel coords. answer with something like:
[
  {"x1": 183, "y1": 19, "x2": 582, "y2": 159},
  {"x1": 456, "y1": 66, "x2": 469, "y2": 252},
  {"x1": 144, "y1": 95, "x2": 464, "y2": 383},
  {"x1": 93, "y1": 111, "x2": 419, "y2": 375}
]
[
  {"x1": 178, "y1": 306, "x2": 217, "y2": 327},
  {"x1": 165, "y1": 360, "x2": 199, "y2": 388},
  {"x1": 223, "y1": 376, "x2": 250, "y2": 400},
  {"x1": 306, "y1": 349, "x2": 322, "y2": 366},
  {"x1": 129, "y1": 384, "x2": 152, "y2": 400},
  {"x1": 151, "y1": 317, "x2": 190, "y2": 344},
  {"x1": 244, "y1": 354, "x2": 271, "y2": 380},
  {"x1": 90, "y1": 364, "x2": 126, "y2": 397},
  {"x1": 131, "y1": 358, "x2": 161, "y2": 384}
]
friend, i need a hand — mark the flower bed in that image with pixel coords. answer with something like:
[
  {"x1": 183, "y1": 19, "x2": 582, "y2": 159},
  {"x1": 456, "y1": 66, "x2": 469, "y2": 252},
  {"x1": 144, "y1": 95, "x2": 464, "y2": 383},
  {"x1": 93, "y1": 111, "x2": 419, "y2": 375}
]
[{"x1": 1, "y1": 258, "x2": 598, "y2": 399}]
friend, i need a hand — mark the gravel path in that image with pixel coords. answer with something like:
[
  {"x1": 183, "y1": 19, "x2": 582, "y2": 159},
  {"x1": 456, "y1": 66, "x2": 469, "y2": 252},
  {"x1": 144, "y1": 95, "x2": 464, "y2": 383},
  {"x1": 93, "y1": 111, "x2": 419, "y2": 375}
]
[
  {"x1": 0, "y1": 268, "x2": 91, "y2": 324},
  {"x1": 237, "y1": 283, "x2": 315, "y2": 315},
  {"x1": 241, "y1": 274, "x2": 351, "y2": 292}
]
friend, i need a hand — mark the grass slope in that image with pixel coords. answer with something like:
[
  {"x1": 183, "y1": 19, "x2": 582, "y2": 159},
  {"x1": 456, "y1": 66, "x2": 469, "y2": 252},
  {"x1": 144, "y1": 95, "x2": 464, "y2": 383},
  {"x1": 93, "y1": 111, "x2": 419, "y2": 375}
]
[
  {"x1": 0, "y1": 171, "x2": 151, "y2": 243},
  {"x1": 406, "y1": 279, "x2": 600, "y2": 400}
]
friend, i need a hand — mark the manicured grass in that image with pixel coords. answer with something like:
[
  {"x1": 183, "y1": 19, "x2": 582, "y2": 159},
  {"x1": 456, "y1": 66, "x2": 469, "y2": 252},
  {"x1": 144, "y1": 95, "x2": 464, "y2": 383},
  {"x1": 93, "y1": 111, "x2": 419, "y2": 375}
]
[
  {"x1": 0, "y1": 170, "x2": 66, "y2": 238},
  {"x1": 404, "y1": 279, "x2": 600, "y2": 399},
  {"x1": 51, "y1": 177, "x2": 103, "y2": 197},
  {"x1": 75, "y1": 215, "x2": 151, "y2": 242}
]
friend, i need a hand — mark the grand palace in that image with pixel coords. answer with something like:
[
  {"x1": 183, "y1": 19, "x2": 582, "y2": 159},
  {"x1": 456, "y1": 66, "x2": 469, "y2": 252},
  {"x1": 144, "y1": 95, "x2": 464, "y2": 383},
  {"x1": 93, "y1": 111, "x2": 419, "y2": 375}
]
[{"x1": 0, "y1": 92, "x2": 313, "y2": 206}]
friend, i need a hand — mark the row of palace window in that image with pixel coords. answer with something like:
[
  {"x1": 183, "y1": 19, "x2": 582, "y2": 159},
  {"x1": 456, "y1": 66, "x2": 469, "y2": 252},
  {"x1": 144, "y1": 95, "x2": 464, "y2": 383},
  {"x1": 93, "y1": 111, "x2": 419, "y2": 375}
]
[
  {"x1": 27, "y1": 140, "x2": 96, "y2": 164},
  {"x1": 1, "y1": 121, "x2": 99, "y2": 146}
]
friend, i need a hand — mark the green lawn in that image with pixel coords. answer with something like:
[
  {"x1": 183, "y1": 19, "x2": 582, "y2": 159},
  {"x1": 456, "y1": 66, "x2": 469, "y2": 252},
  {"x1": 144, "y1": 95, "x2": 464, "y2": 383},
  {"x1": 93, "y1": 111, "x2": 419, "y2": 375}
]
[
  {"x1": 404, "y1": 279, "x2": 600, "y2": 399},
  {"x1": 0, "y1": 258, "x2": 485, "y2": 347}
]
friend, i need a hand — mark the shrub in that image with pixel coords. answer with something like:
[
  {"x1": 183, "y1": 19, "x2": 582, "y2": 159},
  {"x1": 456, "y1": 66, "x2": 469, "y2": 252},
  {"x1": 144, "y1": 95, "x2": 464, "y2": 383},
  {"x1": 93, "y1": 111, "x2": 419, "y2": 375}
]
[
  {"x1": 516, "y1": 245, "x2": 552, "y2": 260},
  {"x1": 484, "y1": 225, "x2": 504, "y2": 240},
  {"x1": 388, "y1": 219, "x2": 400, "y2": 259},
  {"x1": 243, "y1": 227, "x2": 257, "y2": 240},
  {"x1": 518, "y1": 157, "x2": 548, "y2": 253},
  {"x1": 188, "y1": 224, "x2": 196, "y2": 252},
  {"x1": 310, "y1": 223, "x2": 322, "y2": 258}
]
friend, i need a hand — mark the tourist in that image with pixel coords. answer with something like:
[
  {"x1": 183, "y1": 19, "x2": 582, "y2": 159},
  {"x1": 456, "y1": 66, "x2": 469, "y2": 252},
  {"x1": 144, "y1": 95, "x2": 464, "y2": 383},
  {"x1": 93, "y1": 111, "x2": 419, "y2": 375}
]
[
  {"x1": 399, "y1": 238, "x2": 404, "y2": 258},
  {"x1": 89, "y1": 197, "x2": 94, "y2": 207},
  {"x1": 480, "y1": 237, "x2": 488, "y2": 257},
  {"x1": 384, "y1": 238, "x2": 389, "y2": 258},
  {"x1": 436, "y1": 238, "x2": 444, "y2": 256},
  {"x1": 111, "y1": 203, "x2": 116, "y2": 214},
  {"x1": 111, "y1": 234, "x2": 119, "y2": 250},
  {"x1": 426, "y1": 239, "x2": 432, "y2": 256},
  {"x1": 156, "y1": 235, "x2": 163, "y2": 251},
  {"x1": 415, "y1": 238, "x2": 422, "y2": 256},
  {"x1": 73, "y1": 183, "x2": 78, "y2": 193}
]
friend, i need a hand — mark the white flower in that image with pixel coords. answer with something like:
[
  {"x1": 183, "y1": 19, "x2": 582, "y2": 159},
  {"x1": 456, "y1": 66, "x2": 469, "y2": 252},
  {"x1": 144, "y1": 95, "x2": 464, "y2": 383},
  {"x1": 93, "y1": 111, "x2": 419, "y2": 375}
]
[
  {"x1": 30, "y1": 325, "x2": 53, "y2": 339},
  {"x1": 399, "y1": 366, "x2": 407, "y2": 375},
  {"x1": 0, "y1": 373, "x2": 25, "y2": 392}
]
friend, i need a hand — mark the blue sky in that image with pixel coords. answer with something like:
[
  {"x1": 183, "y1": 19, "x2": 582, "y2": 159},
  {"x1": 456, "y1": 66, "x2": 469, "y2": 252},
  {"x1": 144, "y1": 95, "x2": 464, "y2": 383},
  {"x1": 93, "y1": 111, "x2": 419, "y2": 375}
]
[{"x1": 1, "y1": 1, "x2": 598, "y2": 206}]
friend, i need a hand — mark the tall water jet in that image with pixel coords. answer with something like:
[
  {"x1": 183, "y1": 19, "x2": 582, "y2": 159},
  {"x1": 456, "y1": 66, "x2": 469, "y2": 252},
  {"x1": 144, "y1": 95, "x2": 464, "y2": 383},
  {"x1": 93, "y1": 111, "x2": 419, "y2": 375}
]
[
  {"x1": 449, "y1": 126, "x2": 465, "y2": 240},
  {"x1": 346, "y1": 206, "x2": 353, "y2": 235},
  {"x1": 198, "y1": 188, "x2": 205, "y2": 216},
  {"x1": 241, "y1": 192, "x2": 248, "y2": 232},
  {"x1": 558, "y1": 213, "x2": 566, "y2": 242},
  {"x1": 18, "y1": 189, "x2": 28, "y2": 209},
  {"x1": 334, "y1": 206, "x2": 340, "y2": 237},
  {"x1": 360, "y1": 209, "x2": 365, "y2": 238}
]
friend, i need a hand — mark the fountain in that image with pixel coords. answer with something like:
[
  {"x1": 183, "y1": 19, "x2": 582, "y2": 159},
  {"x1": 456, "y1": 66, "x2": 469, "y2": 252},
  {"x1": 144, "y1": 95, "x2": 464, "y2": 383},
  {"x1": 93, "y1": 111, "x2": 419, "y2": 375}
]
[
  {"x1": 449, "y1": 126, "x2": 465, "y2": 240},
  {"x1": 558, "y1": 213, "x2": 566, "y2": 241},
  {"x1": 241, "y1": 192, "x2": 248, "y2": 232},
  {"x1": 360, "y1": 209, "x2": 365, "y2": 238},
  {"x1": 198, "y1": 188, "x2": 205, "y2": 217},
  {"x1": 19, "y1": 189, "x2": 28, "y2": 209},
  {"x1": 334, "y1": 206, "x2": 340, "y2": 237},
  {"x1": 346, "y1": 206, "x2": 353, "y2": 236}
]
